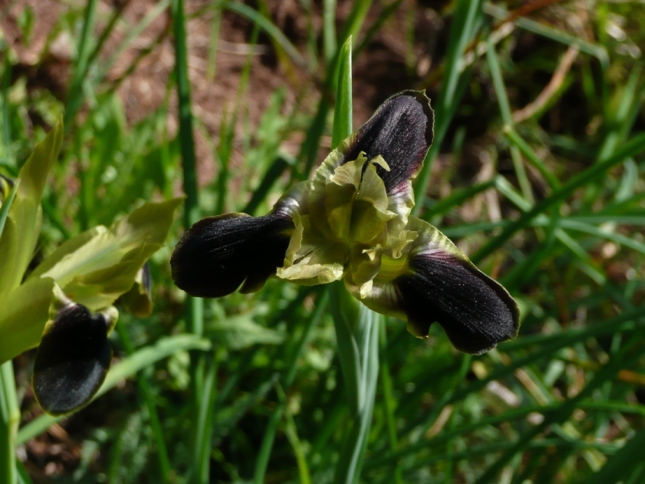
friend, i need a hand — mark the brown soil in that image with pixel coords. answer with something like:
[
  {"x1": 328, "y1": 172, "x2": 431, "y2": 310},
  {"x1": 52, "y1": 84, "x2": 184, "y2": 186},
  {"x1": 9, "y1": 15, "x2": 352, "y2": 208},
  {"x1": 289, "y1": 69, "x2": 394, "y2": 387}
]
[{"x1": 2, "y1": 0, "x2": 441, "y2": 189}]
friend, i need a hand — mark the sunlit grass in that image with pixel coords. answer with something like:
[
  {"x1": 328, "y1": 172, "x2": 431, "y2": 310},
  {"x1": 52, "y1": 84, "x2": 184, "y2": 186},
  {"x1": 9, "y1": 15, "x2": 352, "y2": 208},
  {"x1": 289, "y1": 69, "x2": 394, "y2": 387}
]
[{"x1": 0, "y1": 0, "x2": 644, "y2": 483}]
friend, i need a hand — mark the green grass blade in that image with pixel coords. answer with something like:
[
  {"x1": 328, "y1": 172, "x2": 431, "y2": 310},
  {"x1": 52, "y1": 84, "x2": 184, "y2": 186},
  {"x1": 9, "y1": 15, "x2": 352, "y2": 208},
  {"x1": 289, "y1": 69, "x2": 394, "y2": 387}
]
[
  {"x1": 64, "y1": 0, "x2": 98, "y2": 127},
  {"x1": 96, "y1": 0, "x2": 171, "y2": 85},
  {"x1": 216, "y1": 25, "x2": 258, "y2": 214},
  {"x1": 1, "y1": 57, "x2": 13, "y2": 169},
  {"x1": 223, "y1": 1, "x2": 307, "y2": 72},
  {"x1": 472, "y1": 132, "x2": 645, "y2": 263},
  {"x1": 367, "y1": 400, "x2": 645, "y2": 470},
  {"x1": 322, "y1": 0, "x2": 337, "y2": 62},
  {"x1": 414, "y1": 0, "x2": 483, "y2": 213},
  {"x1": 171, "y1": 2, "x2": 208, "y2": 481},
  {"x1": 243, "y1": 154, "x2": 291, "y2": 215},
  {"x1": 424, "y1": 178, "x2": 496, "y2": 217},
  {"x1": 16, "y1": 460, "x2": 32, "y2": 484},
  {"x1": 172, "y1": 0, "x2": 200, "y2": 231},
  {"x1": 281, "y1": 385, "x2": 313, "y2": 484},
  {"x1": 559, "y1": 219, "x2": 645, "y2": 256},
  {"x1": 253, "y1": 400, "x2": 284, "y2": 484},
  {"x1": 387, "y1": 306, "x2": 644, "y2": 453},
  {"x1": 299, "y1": 100, "x2": 331, "y2": 178},
  {"x1": 339, "y1": 0, "x2": 372, "y2": 44},
  {"x1": 484, "y1": 3, "x2": 609, "y2": 69},
  {"x1": 253, "y1": 289, "x2": 330, "y2": 483},
  {"x1": 355, "y1": 0, "x2": 405, "y2": 57},
  {"x1": 596, "y1": 64, "x2": 644, "y2": 170},
  {"x1": 0, "y1": 179, "x2": 19, "y2": 238},
  {"x1": 474, "y1": 334, "x2": 640, "y2": 484},
  {"x1": 332, "y1": 36, "x2": 353, "y2": 147},
  {"x1": 192, "y1": 357, "x2": 219, "y2": 484},
  {"x1": 0, "y1": 361, "x2": 19, "y2": 484},
  {"x1": 378, "y1": 322, "x2": 403, "y2": 484},
  {"x1": 206, "y1": 3, "x2": 223, "y2": 81},
  {"x1": 504, "y1": 127, "x2": 560, "y2": 189},
  {"x1": 485, "y1": 35, "x2": 533, "y2": 202},
  {"x1": 116, "y1": 324, "x2": 172, "y2": 483},
  {"x1": 331, "y1": 284, "x2": 380, "y2": 484}
]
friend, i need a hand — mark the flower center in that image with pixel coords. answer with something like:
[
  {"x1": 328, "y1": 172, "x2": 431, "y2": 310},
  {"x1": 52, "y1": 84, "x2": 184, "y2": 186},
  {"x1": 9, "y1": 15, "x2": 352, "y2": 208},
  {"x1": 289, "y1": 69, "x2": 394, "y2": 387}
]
[{"x1": 375, "y1": 254, "x2": 410, "y2": 282}]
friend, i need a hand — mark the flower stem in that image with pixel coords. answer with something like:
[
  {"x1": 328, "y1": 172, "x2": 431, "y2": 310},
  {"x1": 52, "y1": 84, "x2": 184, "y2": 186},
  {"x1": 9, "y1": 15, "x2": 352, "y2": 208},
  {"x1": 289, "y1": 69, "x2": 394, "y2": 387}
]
[
  {"x1": 0, "y1": 361, "x2": 19, "y2": 484},
  {"x1": 330, "y1": 283, "x2": 380, "y2": 484},
  {"x1": 171, "y1": 1, "x2": 206, "y2": 482}
]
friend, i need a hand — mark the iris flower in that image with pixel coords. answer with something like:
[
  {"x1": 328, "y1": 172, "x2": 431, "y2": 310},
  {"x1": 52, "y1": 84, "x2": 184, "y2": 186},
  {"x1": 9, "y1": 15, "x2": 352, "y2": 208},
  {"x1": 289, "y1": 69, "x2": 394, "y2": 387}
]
[
  {"x1": 172, "y1": 91, "x2": 519, "y2": 354},
  {"x1": 0, "y1": 121, "x2": 181, "y2": 415}
]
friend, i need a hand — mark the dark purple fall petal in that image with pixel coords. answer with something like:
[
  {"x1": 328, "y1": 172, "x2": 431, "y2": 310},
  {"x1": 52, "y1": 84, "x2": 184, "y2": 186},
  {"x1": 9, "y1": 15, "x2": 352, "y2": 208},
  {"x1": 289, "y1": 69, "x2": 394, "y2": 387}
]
[
  {"x1": 32, "y1": 304, "x2": 112, "y2": 415},
  {"x1": 340, "y1": 91, "x2": 434, "y2": 194},
  {"x1": 395, "y1": 253, "x2": 519, "y2": 355},
  {"x1": 171, "y1": 212, "x2": 293, "y2": 298}
]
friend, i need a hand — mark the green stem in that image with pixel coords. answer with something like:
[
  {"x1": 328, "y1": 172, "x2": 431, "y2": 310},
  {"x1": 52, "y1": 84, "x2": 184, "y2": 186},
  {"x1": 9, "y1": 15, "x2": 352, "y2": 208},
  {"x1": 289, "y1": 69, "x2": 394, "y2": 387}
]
[
  {"x1": 378, "y1": 322, "x2": 402, "y2": 484},
  {"x1": 330, "y1": 283, "x2": 380, "y2": 484},
  {"x1": 172, "y1": 0, "x2": 200, "y2": 231},
  {"x1": 0, "y1": 361, "x2": 19, "y2": 484},
  {"x1": 192, "y1": 355, "x2": 219, "y2": 484},
  {"x1": 171, "y1": 1, "x2": 206, "y2": 481}
]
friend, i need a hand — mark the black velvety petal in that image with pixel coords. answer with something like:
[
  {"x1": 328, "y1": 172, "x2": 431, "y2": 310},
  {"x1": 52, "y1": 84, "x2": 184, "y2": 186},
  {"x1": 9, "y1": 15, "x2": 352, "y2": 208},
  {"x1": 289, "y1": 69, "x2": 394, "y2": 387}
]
[
  {"x1": 171, "y1": 212, "x2": 293, "y2": 298},
  {"x1": 395, "y1": 254, "x2": 519, "y2": 355},
  {"x1": 32, "y1": 304, "x2": 112, "y2": 415},
  {"x1": 341, "y1": 91, "x2": 434, "y2": 194}
]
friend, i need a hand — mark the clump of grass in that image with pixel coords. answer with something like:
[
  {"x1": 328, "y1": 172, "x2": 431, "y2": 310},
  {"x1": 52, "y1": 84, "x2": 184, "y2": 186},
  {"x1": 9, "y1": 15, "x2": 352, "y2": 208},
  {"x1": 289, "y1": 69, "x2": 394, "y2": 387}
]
[{"x1": 0, "y1": 1, "x2": 643, "y2": 483}]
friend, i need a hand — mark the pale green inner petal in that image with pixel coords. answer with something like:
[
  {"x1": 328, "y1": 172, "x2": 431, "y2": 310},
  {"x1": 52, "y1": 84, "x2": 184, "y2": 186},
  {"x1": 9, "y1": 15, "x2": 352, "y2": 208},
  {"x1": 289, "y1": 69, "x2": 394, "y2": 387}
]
[
  {"x1": 278, "y1": 150, "x2": 417, "y2": 295},
  {"x1": 269, "y1": 97, "x2": 517, "y2": 345},
  {"x1": 276, "y1": 128, "x2": 467, "y2": 323}
]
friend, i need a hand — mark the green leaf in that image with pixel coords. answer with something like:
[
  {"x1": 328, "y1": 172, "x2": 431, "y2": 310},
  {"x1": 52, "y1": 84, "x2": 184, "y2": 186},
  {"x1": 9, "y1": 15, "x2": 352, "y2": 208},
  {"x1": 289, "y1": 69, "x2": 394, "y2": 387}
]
[
  {"x1": 210, "y1": 314, "x2": 285, "y2": 351},
  {"x1": 0, "y1": 277, "x2": 56, "y2": 363},
  {"x1": 31, "y1": 198, "x2": 182, "y2": 310},
  {"x1": 586, "y1": 427, "x2": 645, "y2": 484},
  {"x1": 332, "y1": 36, "x2": 353, "y2": 147},
  {"x1": 0, "y1": 178, "x2": 19, "y2": 241},
  {"x1": 222, "y1": 1, "x2": 307, "y2": 73},
  {"x1": 0, "y1": 120, "x2": 63, "y2": 294},
  {"x1": 330, "y1": 282, "x2": 381, "y2": 484}
]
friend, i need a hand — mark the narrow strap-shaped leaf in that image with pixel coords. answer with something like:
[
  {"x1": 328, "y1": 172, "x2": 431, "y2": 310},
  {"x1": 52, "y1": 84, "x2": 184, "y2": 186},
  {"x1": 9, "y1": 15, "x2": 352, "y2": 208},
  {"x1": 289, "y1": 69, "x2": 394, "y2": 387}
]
[
  {"x1": 0, "y1": 178, "x2": 19, "y2": 240},
  {"x1": 332, "y1": 36, "x2": 354, "y2": 148},
  {"x1": 0, "y1": 120, "x2": 63, "y2": 293},
  {"x1": 472, "y1": 133, "x2": 645, "y2": 263},
  {"x1": 585, "y1": 427, "x2": 645, "y2": 484}
]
